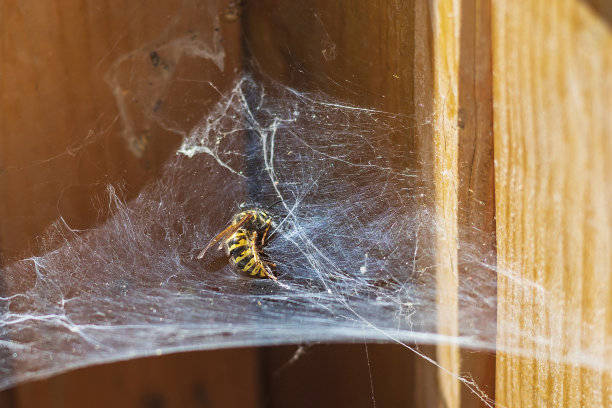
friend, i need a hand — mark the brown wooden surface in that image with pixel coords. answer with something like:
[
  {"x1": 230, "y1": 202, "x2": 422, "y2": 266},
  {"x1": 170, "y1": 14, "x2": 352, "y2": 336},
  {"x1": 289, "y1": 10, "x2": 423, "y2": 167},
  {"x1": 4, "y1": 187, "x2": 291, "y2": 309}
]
[
  {"x1": 0, "y1": 0, "x2": 241, "y2": 257},
  {"x1": 0, "y1": 0, "x2": 261, "y2": 407},
  {"x1": 493, "y1": 1, "x2": 612, "y2": 406},
  {"x1": 429, "y1": 0, "x2": 462, "y2": 404},
  {"x1": 1, "y1": 0, "x2": 178, "y2": 260},
  {"x1": 260, "y1": 344, "x2": 417, "y2": 408},
  {"x1": 14, "y1": 349, "x2": 260, "y2": 408}
]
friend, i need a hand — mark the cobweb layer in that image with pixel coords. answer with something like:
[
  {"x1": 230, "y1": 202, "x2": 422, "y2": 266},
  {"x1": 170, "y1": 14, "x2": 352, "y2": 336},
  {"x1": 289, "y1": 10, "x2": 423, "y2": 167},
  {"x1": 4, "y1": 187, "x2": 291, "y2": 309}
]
[
  {"x1": 0, "y1": 74, "x2": 457, "y2": 389},
  {"x1": 2, "y1": 76, "x2": 608, "y2": 393}
]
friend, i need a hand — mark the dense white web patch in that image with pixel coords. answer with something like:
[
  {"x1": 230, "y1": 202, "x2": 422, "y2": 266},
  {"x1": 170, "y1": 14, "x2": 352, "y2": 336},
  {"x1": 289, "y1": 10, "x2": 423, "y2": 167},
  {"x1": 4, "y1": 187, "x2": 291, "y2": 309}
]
[{"x1": 0, "y1": 71, "x2": 458, "y2": 391}]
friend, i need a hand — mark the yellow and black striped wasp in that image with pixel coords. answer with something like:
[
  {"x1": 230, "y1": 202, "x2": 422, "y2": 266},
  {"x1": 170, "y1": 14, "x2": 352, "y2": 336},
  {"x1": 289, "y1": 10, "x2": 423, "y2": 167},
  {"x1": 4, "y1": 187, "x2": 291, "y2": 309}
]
[{"x1": 197, "y1": 209, "x2": 277, "y2": 280}]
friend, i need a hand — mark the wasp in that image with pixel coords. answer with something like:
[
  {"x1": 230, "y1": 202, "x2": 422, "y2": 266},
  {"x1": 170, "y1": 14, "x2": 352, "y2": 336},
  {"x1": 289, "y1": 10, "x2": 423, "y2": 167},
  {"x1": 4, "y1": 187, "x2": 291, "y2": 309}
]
[{"x1": 197, "y1": 209, "x2": 277, "y2": 280}]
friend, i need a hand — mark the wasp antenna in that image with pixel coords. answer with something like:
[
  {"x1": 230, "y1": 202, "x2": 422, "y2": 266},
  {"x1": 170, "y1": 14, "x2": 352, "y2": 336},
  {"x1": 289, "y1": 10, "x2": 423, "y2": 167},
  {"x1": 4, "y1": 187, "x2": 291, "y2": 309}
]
[{"x1": 266, "y1": 200, "x2": 283, "y2": 210}]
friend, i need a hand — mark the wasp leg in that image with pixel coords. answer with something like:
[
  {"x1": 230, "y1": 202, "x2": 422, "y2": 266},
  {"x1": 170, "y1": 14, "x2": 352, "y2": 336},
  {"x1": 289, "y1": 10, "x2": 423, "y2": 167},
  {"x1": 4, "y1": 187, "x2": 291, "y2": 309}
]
[
  {"x1": 260, "y1": 220, "x2": 272, "y2": 246},
  {"x1": 249, "y1": 231, "x2": 277, "y2": 280},
  {"x1": 262, "y1": 262, "x2": 277, "y2": 280},
  {"x1": 257, "y1": 246, "x2": 276, "y2": 267}
]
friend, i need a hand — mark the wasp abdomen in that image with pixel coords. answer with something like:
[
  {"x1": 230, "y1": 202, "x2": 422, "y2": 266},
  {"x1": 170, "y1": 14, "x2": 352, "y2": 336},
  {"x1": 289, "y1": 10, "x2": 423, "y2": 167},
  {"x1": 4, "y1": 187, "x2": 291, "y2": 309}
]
[{"x1": 226, "y1": 231, "x2": 267, "y2": 278}]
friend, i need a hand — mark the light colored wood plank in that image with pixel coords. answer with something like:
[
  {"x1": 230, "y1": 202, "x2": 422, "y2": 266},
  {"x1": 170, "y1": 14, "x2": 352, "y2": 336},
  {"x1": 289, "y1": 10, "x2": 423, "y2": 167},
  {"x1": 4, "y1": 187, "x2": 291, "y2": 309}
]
[
  {"x1": 493, "y1": 1, "x2": 612, "y2": 406},
  {"x1": 413, "y1": 3, "x2": 448, "y2": 407},
  {"x1": 428, "y1": 0, "x2": 462, "y2": 406},
  {"x1": 429, "y1": 0, "x2": 497, "y2": 406}
]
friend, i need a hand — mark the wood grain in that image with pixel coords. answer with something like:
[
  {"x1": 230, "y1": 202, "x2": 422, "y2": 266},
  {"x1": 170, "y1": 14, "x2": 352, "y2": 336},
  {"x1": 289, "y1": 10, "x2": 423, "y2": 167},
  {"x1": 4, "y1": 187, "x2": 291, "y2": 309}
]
[
  {"x1": 429, "y1": 0, "x2": 461, "y2": 408},
  {"x1": 428, "y1": 0, "x2": 497, "y2": 405},
  {"x1": 429, "y1": 0, "x2": 462, "y2": 404},
  {"x1": 457, "y1": 0, "x2": 496, "y2": 406},
  {"x1": 493, "y1": 1, "x2": 612, "y2": 406},
  {"x1": 1, "y1": 0, "x2": 179, "y2": 260},
  {"x1": 260, "y1": 344, "x2": 418, "y2": 408},
  {"x1": 0, "y1": 0, "x2": 241, "y2": 258}
]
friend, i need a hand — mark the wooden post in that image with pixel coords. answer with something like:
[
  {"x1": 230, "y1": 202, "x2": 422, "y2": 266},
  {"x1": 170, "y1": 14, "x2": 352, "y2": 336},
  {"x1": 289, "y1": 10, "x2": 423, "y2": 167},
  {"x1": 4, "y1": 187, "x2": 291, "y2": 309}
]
[
  {"x1": 429, "y1": 0, "x2": 462, "y2": 404},
  {"x1": 493, "y1": 1, "x2": 612, "y2": 406},
  {"x1": 430, "y1": 0, "x2": 497, "y2": 406}
]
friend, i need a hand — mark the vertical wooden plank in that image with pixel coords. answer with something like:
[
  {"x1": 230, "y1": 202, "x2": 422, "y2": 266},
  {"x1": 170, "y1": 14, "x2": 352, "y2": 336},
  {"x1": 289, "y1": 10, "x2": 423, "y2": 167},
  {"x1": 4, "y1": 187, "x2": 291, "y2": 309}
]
[
  {"x1": 428, "y1": 0, "x2": 462, "y2": 406},
  {"x1": 430, "y1": 0, "x2": 497, "y2": 405},
  {"x1": 457, "y1": 0, "x2": 497, "y2": 406},
  {"x1": 413, "y1": 4, "x2": 442, "y2": 405},
  {"x1": 493, "y1": 0, "x2": 612, "y2": 406}
]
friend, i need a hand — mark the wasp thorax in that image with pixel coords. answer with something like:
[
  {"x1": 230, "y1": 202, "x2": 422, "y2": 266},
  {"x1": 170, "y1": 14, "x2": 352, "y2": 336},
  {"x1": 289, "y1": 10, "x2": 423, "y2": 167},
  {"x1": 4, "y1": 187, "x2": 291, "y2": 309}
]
[{"x1": 233, "y1": 209, "x2": 271, "y2": 233}]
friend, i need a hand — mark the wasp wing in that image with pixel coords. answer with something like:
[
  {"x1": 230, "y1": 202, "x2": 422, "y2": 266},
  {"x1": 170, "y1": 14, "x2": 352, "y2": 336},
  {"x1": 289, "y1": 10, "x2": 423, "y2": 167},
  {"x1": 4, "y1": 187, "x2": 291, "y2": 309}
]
[{"x1": 197, "y1": 213, "x2": 253, "y2": 259}]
